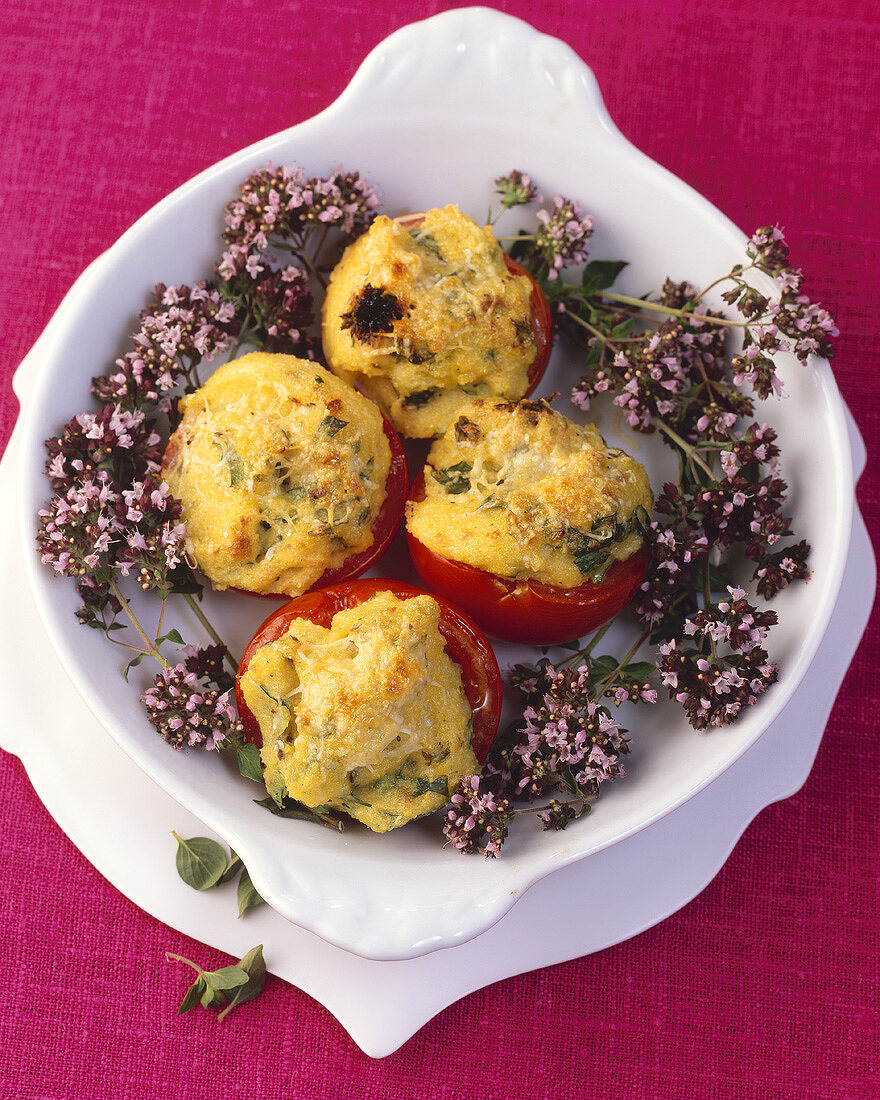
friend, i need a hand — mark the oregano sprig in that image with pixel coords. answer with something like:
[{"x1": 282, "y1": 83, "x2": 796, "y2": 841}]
[
  {"x1": 444, "y1": 175, "x2": 838, "y2": 856},
  {"x1": 167, "y1": 944, "x2": 267, "y2": 1020}
]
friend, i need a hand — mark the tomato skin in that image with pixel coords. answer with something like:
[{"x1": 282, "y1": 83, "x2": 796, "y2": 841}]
[
  {"x1": 406, "y1": 471, "x2": 649, "y2": 645},
  {"x1": 232, "y1": 415, "x2": 408, "y2": 600},
  {"x1": 504, "y1": 254, "x2": 553, "y2": 396},
  {"x1": 393, "y1": 211, "x2": 553, "y2": 398},
  {"x1": 235, "y1": 578, "x2": 502, "y2": 763}
]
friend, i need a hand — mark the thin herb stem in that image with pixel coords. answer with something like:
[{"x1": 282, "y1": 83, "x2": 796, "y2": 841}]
[
  {"x1": 183, "y1": 593, "x2": 240, "y2": 672},
  {"x1": 561, "y1": 307, "x2": 646, "y2": 345},
  {"x1": 296, "y1": 246, "x2": 327, "y2": 290},
  {"x1": 110, "y1": 579, "x2": 168, "y2": 667},
  {"x1": 512, "y1": 796, "x2": 589, "y2": 818},
  {"x1": 226, "y1": 324, "x2": 257, "y2": 361},
  {"x1": 559, "y1": 621, "x2": 612, "y2": 666},
  {"x1": 106, "y1": 636, "x2": 152, "y2": 655},
  {"x1": 600, "y1": 291, "x2": 746, "y2": 329},
  {"x1": 656, "y1": 421, "x2": 716, "y2": 480},
  {"x1": 695, "y1": 262, "x2": 756, "y2": 304},
  {"x1": 310, "y1": 225, "x2": 332, "y2": 268},
  {"x1": 156, "y1": 597, "x2": 167, "y2": 642}
]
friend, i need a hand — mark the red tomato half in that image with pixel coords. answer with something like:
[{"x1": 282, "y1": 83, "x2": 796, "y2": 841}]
[
  {"x1": 235, "y1": 578, "x2": 502, "y2": 763},
  {"x1": 406, "y1": 471, "x2": 649, "y2": 646},
  {"x1": 393, "y1": 211, "x2": 553, "y2": 397},
  {"x1": 506, "y1": 254, "x2": 553, "y2": 397},
  {"x1": 235, "y1": 415, "x2": 408, "y2": 600}
]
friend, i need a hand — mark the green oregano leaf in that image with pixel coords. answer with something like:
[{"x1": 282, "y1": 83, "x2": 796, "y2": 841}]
[
  {"x1": 431, "y1": 460, "x2": 472, "y2": 494},
  {"x1": 237, "y1": 866, "x2": 265, "y2": 918},
  {"x1": 217, "y1": 851, "x2": 243, "y2": 886},
  {"x1": 320, "y1": 414, "x2": 348, "y2": 437},
  {"x1": 237, "y1": 742, "x2": 264, "y2": 784},
  {"x1": 580, "y1": 259, "x2": 628, "y2": 296},
  {"x1": 621, "y1": 661, "x2": 656, "y2": 680},
  {"x1": 172, "y1": 832, "x2": 228, "y2": 891},
  {"x1": 413, "y1": 776, "x2": 449, "y2": 797},
  {"x1": 204, "y1": 965, "x2": 250, "y2": 991},
  {"x1": 592, "y1": 654, "x2": 621, "y2": 672},
  {"x1": 253, "y1": 796, "x2": 344, "y2": 831},
  {"x1": 177, "y1": 977, "x2": 206, "y2": 1015},
  {"x1": 217, "y1": 945, "x2": 267, "y2": 1021},
  {"x1": 121, "y1": 653, "x2": 145, "y2": 682}
]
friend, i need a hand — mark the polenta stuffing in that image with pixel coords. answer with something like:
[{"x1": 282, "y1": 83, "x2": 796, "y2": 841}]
[
  {"x1": 407, "y1": 398, "x2": 653, "y2": 587},
  {"x1": 161, "y1": 352, "x2": 391, "y2": 596},
  {"x1": 238, "y1": 591, "x2": 478, "y2": 833},
  {"x1": 321, "y1": 205, "x2": 538, "y2": 437}
]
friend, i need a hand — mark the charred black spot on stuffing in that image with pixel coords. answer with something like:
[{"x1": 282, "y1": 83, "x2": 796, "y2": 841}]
[
  {"x1": 454, "y1": 416, "x2": 481, "y2": 443},
  {"x1": 340, "y1": 284, "x2": 408, "y2": 342},
  {"x1": 513, "y1": 318, "x2": 533, "y2": 345},
  {"x1": 516, "y1": 396, "x2": 556, "y2": 426},
  {"x1": 402, "y1": 388, "x2": 438, "y2": 408}
]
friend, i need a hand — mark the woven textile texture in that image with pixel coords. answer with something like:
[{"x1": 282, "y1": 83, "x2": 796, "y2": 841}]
[{"x1": 1, "y1": 0, "x2": 877, "y2": 1097}]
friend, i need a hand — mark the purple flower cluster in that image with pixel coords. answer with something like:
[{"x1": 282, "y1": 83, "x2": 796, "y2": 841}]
[
  {"x1": 444, "y1": 653, "x2": 658, "y2": 856},
  {"x1": 635, "y1": 494, "x2": 710, "y2": 638},
  {"x1": 37, "y1": 473, "x2": 120, "y2": 582},
  {"x1": 506, "y1": 664, "x2": 632, "y2": 799},
  {"x1": 92, "y1": 283, "x2": 236, "y2": 413},
  {"x1": 221, "y1": 164, "x2": 379, "y2": 260},
  {"x1": 658, "y1": 587, "x2": 778, "y2": 729},
  {"x1": 532, "y1": 196, "x2": 593, "y2": 278},
  {"x1": 572, "y1": 312, "x2": 737, "y2": 441},
  {"x1": 115, "y1": 478, "x2": 188, "y2": 594},
  {"x1": 141, "y1": 646, "x2": 243, "y2": 750},
  {"x1": 46, "y1": 405, "x2": 162, "y2": 491},
  {"x1": 217, "y1": 164, "x2": 377, "y2": 352},
  {"x1": 720, "y1": 227, "x2": 838, "y2": 396},
  {"x1": 442, "y1": 776, "x2": 513, "y2": 857},
  {"x1": 753, "y1": 539, "x2": 811, "y2": 600},
  {"x1": 37, "y1": 469, "x2": 189, "y2": 601},
  {"x1": 635, "y1": 421, "x2": 807, "y2": 642},
  {"x1": 218, "y1": 262, "x2": 315, "y2": 356}
]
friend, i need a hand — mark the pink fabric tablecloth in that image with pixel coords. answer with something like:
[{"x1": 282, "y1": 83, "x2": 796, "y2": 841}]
[{"x1": 1, "y1": 1, "x2": 877, "y2": 1096}]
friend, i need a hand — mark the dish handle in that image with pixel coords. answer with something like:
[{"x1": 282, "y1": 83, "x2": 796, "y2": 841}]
[{"x1": 329, "y1": 9, "x2": 627, "y2": 149}]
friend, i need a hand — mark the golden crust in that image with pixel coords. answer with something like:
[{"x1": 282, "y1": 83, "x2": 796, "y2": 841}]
[
  {"x1": 321, "y1": 205, "x2": 536, "y2": 437},
  {"x1": 160, "y1": 352, "x2": 391, "y2": 596},
  {"x1": 406, "y1": 398, "x2": 653, "y2": 588},
  {"x1": 239, "y1": 591, "x2": 478, "y2": 833}
]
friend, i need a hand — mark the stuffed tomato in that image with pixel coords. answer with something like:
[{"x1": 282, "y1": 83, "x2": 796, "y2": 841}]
[
  {"x1": 321, "y1": 205, "x2": 552, "y2": 438},
  {"x1": 405, "y1": 397, "x2": 653, "y2": 645},
  {"x1": 161, "y1": 352, "x2": 407, "y2": 599},
  {"x1": 236, "y1": 579, "x2": 501, "y2": 833}
]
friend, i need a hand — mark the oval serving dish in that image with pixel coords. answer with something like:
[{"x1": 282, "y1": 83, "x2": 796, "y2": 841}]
[{"x1": 18, "y1": 9, "x2": 853, "y2": 960}]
